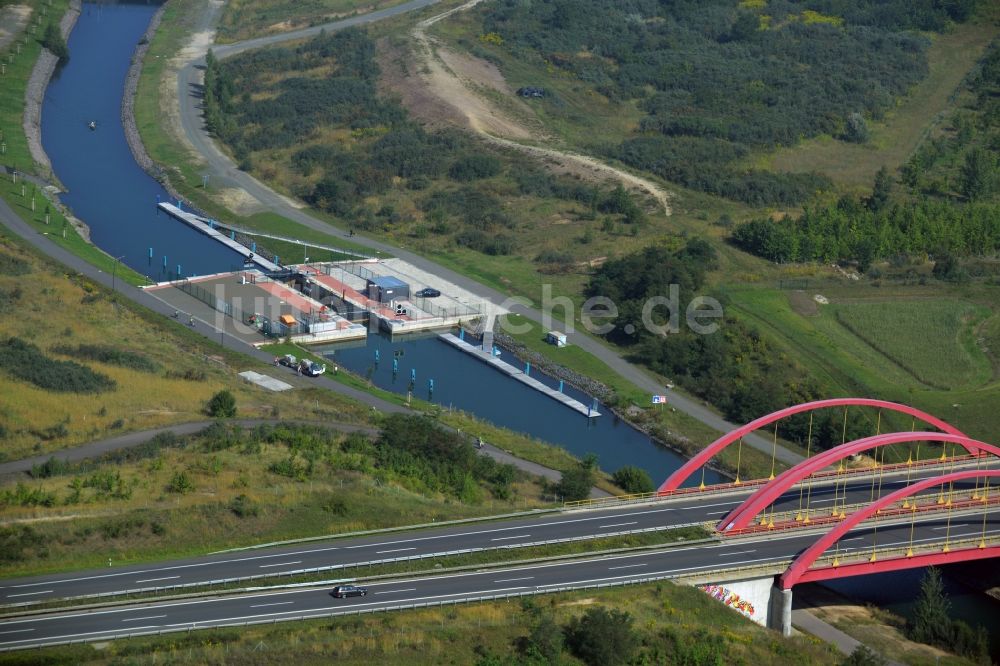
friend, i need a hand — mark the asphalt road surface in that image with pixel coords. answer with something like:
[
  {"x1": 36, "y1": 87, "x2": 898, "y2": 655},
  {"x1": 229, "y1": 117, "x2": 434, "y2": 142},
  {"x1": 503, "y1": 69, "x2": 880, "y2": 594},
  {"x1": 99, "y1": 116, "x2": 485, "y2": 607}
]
[
  {"x1": 0, "y1": 464, "x2": 983, "y2": 605},
  {"x1": 2, "y1": 511, "x2": 996, "y2": 650},
  {"x1": 174, "y1": 0, "x2": 796, "y2": 465}
]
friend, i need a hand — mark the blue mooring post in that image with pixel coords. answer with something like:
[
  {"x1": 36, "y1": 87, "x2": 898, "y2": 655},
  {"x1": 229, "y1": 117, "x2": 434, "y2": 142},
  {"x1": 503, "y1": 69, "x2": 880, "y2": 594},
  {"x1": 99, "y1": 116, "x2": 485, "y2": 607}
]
[
  {"x1": 274, "y1": 255, "x2": 279, "y2": 266},
  {"x1": 590, "y1": 398, "x2": 598, "y2": 417},
  {"x1": 392, "y1": 358, "x2": 398, "y2": 374},
  {"x1": 559, "y1": 380, "x2": 564, "y2": 393},
  {"x1": 428, "y1": 378, "x2": 434, "y2": 392},
  {"x1": 162, "y1": 255, "x2": 167, "y2": 269},
  {"x1": 525, "y1": 361, "x2": 531, "y2": 376},
  {"x1": 411, "y1": 368, "x2": 416, "y2": 382},
  {"x1": 177, "y1": 199, "x2": 182, "y2": 211},
  {"x1": 155, "y1": 194, "x2": 160, "y2": 204},
  {"x1": 251, "y1": 241, "x2": 256, "y2": 253},
  {"x1": 148, "y1": 247, "x2": 153, "y2": 259},
  {"x1": 375, "y1": 349, "x2": 380, "y2": 363},
  {"x1": 177, "y1": 265, "x2": 182, "y2": 278},
  {"x1": 459, "y1": 328, "x2": 465, "y2": 341},
  {"x1": 230, "y1": 231, "x2": 235, "y2": 240}
]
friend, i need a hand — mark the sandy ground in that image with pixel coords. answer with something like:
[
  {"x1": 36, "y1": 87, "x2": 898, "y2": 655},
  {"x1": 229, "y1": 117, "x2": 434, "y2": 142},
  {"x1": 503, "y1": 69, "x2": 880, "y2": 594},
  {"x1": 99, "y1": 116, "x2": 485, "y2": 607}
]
[
  {"x1": 394, "y1": 0, "x2": 673, "y2": 215},
  {"x1": 0, "y1": 4, "x2": 31, "y2": 51}
]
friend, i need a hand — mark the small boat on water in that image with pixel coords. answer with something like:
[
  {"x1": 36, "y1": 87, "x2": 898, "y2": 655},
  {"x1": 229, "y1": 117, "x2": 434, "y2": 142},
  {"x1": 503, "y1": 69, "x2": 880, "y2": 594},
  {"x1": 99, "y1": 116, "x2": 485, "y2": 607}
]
[{"x1": 87, "y1": 120, "x2": 96, "y2": 130}]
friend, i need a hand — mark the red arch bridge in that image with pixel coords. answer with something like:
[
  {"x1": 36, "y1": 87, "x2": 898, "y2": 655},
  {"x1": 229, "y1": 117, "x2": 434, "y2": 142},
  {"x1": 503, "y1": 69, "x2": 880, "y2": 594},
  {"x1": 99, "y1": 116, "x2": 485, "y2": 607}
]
[{"x1": 650, "y1": 399, "x2": 1000, "y2": 636}]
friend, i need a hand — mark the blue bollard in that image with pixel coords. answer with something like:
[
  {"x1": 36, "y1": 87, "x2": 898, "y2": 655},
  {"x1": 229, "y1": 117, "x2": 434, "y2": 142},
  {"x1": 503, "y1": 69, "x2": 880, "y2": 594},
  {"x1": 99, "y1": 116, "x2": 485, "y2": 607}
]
[
  {"x1": 428, "y1": 378, "x2": 434, "y2": 392},
  {"x1": 156, "y1": 194, "x2": 160, "y2": 204},
  {"x1": 162, "y1": 255, "x2": 167, "y2": 268},
  {"x1": 230, "y1": 231, "x2": 235, "y2": 240},
  {"x1": 525, "y1": 361, "x2": 531, "y2": 376},
  {"x1": 410, "y1": 368, "x2": 416, "y2": 382},
  {"x1": 251, "y1": 242, "x2": 256, "y2": 253},
  {"x1": 177, "y1": 200, "x2": 182, "y2": 210},
  {"x1": 148, "y1": 247, "x2": 153, "y2": 259},
  {"x1": 274, "y1": 255, "x2": 279, "y2": 266},
  {"x1": 392, "y1": 358, "x2": 398, "y2": 373},
  {"x1": 559, "y1": 380, "x2": 564, "y2": 393},
  {"x1": 177, "y1": 265, "x2": 182, "y2": 278},
  {"x1": 375, "y1": 349, "x2": 380, "y2": 363},
  {"x1": 459, "y1": 328, "x2": 465, "y2": 340}
]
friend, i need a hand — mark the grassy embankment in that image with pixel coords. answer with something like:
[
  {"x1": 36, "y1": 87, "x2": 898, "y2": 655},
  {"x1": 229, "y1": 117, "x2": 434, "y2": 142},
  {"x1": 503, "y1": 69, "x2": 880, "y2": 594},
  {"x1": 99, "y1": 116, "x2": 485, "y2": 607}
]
[
  {"x1": 0, "y1": 0, "x2": 147, "y2": 286},
  {"x1": 0, "y1": 418, "x2": 558, "y2": 577},
  {"x1": 0, "y1": 581, "x2": 841, "y2": 665},
  {"x1": 216, "y1": 0, "x2": 411, "y2": 43},
  {"x1": 0, "y1": 234, "x2": 372, "y2": 464}
]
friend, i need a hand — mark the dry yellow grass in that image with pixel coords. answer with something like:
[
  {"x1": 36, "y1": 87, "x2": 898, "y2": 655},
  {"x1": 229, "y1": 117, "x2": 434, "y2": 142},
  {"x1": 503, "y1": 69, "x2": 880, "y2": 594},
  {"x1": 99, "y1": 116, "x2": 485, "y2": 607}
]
[{"x1": 0, "y1": 237, "x2": 369, "y2": 462}]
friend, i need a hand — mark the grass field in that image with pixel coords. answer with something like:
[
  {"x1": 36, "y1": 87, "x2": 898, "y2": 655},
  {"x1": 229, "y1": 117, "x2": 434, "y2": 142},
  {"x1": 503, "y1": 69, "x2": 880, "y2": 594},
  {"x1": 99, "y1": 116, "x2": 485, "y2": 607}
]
[
  {"x1": 0, "y1": 581, "x2": 840, "y2": 665},
  {"x1": 216, "y1": 0, "x2": 410, "y2": 43},
  {"x1": 834, "y1": 300, "x2": 991, "y2": 390},
  {"x1": 765, "y1": 8, "x2": 1000, "y2": 189},
  {"x1": 0, "y1": 233, "x2": 372, "y2": 462}
]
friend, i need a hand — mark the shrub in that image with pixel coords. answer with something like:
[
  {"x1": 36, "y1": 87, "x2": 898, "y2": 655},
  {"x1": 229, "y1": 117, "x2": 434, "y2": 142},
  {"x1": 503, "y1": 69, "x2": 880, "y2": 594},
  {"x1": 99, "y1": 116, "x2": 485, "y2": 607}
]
[
  {"x1": 206, "y1": 389, "x2": 237, "y2": 417},
  {"x1": 0, "y1": 253, "x2": 31, "y2": 276},
  {"x1": 41, "y1": 22, "x2": 69, "y2": 63},
  {"x1": 611, "y1": 465, "x2": 654, "y2": 493},
  {"x1": 564, "y1": 607, "x2": 638, "y2": 666},
  {"x1": 30, "y1": 456, "x2": 71, "y2": 479},
  {"x1": 229, "y1": 494, "x2": 259, "y2": 517},
  {"x1": 0, "y1": 337, "x2": 116, "y2": 394},
  {"x1": 51, "y1": 344, "x2": 159, "y2": 373},
  {"x1": 168, "y1": 470, "x2": 194, "y2": 494}
]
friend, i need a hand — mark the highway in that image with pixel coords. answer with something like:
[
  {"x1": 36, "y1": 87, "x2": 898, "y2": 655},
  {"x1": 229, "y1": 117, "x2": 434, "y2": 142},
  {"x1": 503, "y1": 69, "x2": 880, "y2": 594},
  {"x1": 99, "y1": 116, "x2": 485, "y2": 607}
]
[
  {"x1": 0, "y1": 464, "x2": 986, "y2": 605},
  {"x1": 2, "y1": 511, "x2": 997, "y2": 650}
]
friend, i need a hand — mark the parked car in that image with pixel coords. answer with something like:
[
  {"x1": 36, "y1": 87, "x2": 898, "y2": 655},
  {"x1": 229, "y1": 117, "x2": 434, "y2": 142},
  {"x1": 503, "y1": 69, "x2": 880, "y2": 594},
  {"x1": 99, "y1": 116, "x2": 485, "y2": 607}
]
[
  {"x1": 331, "y1": 585, "x2": 368, "y2": 598},
  {"x1": 299, "y1": 359, "x2": 326, "y2": 377},
  {"x1": 416, "y1": 287, "x2": 441, "y2": 298}
]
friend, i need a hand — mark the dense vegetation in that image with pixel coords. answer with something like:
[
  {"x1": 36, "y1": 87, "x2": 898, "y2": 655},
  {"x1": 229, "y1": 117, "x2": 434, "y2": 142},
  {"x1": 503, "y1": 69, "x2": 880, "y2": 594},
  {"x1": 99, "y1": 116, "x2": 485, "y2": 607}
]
[
  {"x1": 908, "y1": 567, "x2": 990, "y2": 663},
  {"x1": 586, "y1": 241, "x2": 875, "y2": 449},
  {"x1": 0, "y1": 337, "x2": 116, "y2": 394},
  {"x1": 734, "y1": 39, "x2": 1000, "y2": 267},
  {"x1": 204, "y1": 30, "x2": 646, "y2": 255},
  {"x1": 474, "y1": 0, "x2": 976, "y2": 204},
  {"x1": 50, "y1": 343, "x2": 159, "y2": 373},
  {"x1": 40, "y1": 22, "x2": 69, "y2": 63}
]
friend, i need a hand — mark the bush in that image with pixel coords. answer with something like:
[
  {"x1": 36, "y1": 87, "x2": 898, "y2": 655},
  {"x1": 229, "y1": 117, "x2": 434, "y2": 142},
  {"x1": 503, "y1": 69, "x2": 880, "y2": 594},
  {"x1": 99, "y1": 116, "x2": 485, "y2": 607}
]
[
  {"x1": 206, "y1": 389, "x2": 237, "y2": 417},
  {"x1": 168, "y1": 470, "x2": 194, "y2": 494},
  {"x1": 564, "y1": 607, "x2": 638, "y2": 666},
  {"x1": 0, "y1": 253, "x2": 31, "y2": 276},
  {"x1": 449, "y1": 154, "x2": 502, "y2": 181},
  {"x1": 611, "y1": 465, "x2": 654, "y2": 493},
  {"x1": 41, "y1": 22, "x2": 69, "y2": 63},
  {"x1": 0, "y1": 337, "x2": 116, "y2": 394},
  {"x1": 30, "y1": 456, "x2": 71, "y2": 479},
  {"x1": 555, "y1": 463, "x2": 595, "y2": 502},
  {"x1": 229, "y1": 494, "x2": 259, "y2": 517},
  {"x1": 50, "y1": 344, "x2": 159, "y2": 373}
]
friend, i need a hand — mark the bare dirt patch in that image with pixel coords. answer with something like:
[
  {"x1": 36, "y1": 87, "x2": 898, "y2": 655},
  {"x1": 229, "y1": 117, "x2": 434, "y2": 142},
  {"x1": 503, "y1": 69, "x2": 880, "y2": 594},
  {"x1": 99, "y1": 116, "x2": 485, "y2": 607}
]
[
  {"x1": 788, "y1": 290, "x2": 819, "y2": 317},
  {"x1": 0, "y1": 4, "x2": 31, "y2": 51},
  {"x1": 384, "y1": 0, "x2": 673, "y2": 215}
]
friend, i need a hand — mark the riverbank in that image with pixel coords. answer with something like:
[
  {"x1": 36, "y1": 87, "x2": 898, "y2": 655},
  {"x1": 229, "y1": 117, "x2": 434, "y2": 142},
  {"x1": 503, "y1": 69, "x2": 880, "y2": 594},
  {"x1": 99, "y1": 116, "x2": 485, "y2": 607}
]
[
  {"x1": 23, "y1": 0, "x2": 80, "y2": 181},
  {"x1": 122, "y1": 2, "x2": 167, "y2": 183}
]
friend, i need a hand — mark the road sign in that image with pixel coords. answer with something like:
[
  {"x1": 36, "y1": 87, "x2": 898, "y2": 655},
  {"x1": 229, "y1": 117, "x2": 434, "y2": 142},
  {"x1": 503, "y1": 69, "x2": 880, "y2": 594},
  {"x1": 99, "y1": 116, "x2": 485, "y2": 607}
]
[{"x1": 652, "y1": 395, "x2": 668, "y2": 404}]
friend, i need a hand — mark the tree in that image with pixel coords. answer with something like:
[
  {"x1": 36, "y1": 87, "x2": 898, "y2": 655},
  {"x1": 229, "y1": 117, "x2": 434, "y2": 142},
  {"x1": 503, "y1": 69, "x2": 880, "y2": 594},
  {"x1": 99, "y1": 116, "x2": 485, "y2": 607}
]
[
  {"x1": 868, "y1": 166, "x2": 892, "y2": 212},
  {"x1": 612, "y1": 465, "x2": 654, "y2": 493},
  {"x1": 840, "y1": 645, "x2": 888, "y2": 666},
  {"x1": 564, "y1": 607, "x2": 638, "y2": 666},
  {"x1": 555, "y1": 460, "x2": 595, "y2": 501},
  {"x1": 843, "y1": 112, "x2": 870, "y2": 143},
  {"x1": 960, "y1": 148, "x2": 996, "y2": 201},
  {"x1": 521, "y1": 614, "x2": 563, "y2": 663},
  {"x1": 909, "y1": 567, "x2": 951, "y2": 645},
  {"x1": 41, "y1": 23, "x2": 69, "y2": 63},
  {"x1": 206, "y1": 389, "x2": 237, "y2": 417}
]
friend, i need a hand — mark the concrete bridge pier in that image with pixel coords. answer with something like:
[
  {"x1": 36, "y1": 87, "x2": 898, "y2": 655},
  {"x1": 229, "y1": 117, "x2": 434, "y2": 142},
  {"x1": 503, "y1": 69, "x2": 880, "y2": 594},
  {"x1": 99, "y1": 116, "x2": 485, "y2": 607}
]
[{"x1": 780, "y1": 588, "x2": 792, "y2": 637}]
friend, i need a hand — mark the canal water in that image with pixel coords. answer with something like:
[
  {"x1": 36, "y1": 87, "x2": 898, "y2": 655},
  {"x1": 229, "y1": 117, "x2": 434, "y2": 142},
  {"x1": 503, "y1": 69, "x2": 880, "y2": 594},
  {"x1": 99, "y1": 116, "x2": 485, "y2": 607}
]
[
  {"x1": 41, "y1": 1, "x2": 243, "y2": 279},
  {"x1": 324, "y1": 332, "x2": 723, "y2": 485},
  {"x1": 40, "y1": 1, "x2": 715, "y2": 484}
]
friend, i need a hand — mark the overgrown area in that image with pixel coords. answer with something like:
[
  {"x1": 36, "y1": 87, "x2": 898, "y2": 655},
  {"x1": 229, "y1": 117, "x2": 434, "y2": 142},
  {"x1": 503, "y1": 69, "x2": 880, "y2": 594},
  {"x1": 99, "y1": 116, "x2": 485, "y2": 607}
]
[
  {"x1": 456, "y1": 0, "x2": 977, "y2": 205},
  {"x1": 733, "y1": 39, "x2": 1000, "y2": 266},
  {"x1": 0, "y1": 418, "x2": 543, "y2": 576},
  {"x1": 203, "y1": 29, "x2": 650, "y2": 260}
]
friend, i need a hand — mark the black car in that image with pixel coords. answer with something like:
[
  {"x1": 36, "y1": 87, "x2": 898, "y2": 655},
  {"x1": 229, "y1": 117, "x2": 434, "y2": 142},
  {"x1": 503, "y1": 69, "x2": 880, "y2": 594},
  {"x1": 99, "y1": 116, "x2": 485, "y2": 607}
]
[
  {"x1": 331, "y1": 585, "x2": 368, "y2": 598},
  {"x1": 416, "y1": 287, "x2": 441, "y2": 298}
]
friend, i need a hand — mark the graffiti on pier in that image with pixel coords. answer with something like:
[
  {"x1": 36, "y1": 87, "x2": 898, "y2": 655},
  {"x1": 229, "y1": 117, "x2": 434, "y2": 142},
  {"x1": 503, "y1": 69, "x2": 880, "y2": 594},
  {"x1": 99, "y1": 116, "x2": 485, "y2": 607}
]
[{"x1": 700, "y1": 584, "x2": 756, "y2": 620}]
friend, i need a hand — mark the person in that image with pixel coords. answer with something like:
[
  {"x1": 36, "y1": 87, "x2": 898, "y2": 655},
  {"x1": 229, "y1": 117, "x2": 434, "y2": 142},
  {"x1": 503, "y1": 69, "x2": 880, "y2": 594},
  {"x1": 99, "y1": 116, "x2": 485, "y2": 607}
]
[
  {"x1": 475, "y1": 437, "x2": 484, "y2": 449},
  {"x1": 273, "y1": 356, "x2": 280, "y2": 367},
  {"x1": 189, "y1": 315, "x2": 195, "y2": 327},
  {"x1": 172, "y1": 310, "x2": 179, "y2": 318}
]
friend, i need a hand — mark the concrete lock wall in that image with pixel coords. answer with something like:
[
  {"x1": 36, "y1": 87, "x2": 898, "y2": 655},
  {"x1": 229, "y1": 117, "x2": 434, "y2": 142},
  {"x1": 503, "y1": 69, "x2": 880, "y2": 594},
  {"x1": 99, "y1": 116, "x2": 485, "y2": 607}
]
[{"x1": 698, "y1": 577, "x2": 783, "y2": 629}]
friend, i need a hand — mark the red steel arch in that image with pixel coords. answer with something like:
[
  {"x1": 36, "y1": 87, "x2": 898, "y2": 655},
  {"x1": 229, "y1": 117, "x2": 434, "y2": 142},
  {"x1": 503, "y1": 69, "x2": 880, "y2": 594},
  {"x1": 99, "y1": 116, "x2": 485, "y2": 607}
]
[
  {"x1": 658, "y1": 398, "x2": 966, "y2": 493},
  {"x1": 719, "y1": 432, "x2": 998, "y2": 532},
  {"x1": 780, "y1": 469, "x2": 1000, "y2": 590}
]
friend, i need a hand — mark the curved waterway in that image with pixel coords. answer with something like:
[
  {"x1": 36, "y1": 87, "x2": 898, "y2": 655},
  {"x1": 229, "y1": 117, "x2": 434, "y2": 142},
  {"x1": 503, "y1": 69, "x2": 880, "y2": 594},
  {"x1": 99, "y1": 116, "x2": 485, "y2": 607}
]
[
  {"x1": 40, "y1": 2, "x2": 716, "y2": 484},
  {"x1": 326, "y1": 333, "x2": 722, "y2": 484},
  {"x1": 41, "y1": 1, "x2": 243, "y2": 279}
]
